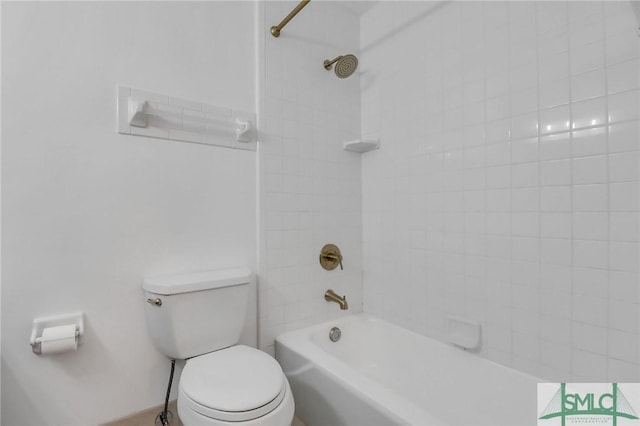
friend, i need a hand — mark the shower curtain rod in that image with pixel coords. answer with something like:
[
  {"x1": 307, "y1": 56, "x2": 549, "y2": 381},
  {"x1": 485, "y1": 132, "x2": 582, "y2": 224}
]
[{"x1": 270, "y1": 0, "x2": 310, "y2": 37}]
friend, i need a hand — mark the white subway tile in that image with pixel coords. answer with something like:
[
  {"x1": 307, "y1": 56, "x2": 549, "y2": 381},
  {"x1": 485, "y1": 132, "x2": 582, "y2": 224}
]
[
  {"x1": 486, "y1": 95, "x2": 510, "y2": 121},
  {"x1": 513, "y1": 187, "x2": 539, "y2": 212},
  {"x1": 541, "y1": 160, "x2": 571, "y2": 186},
  {"x1": 608, "y1": 122, "x2": 640, "y2": 153},
  {"x1": 571, "y1": 97, "x2": 607, "y2": 130},
  {"x1": 538, "y1": 28, "x2": 570, "y2": 59},
  {"x1": 512, "y1": 237, "x2": 539, "y2": 262},
  {"x1": 572, "y1": 321, "x2": 608, "y2": 353},
  {"x1": 609, "y1": 152, "x2": 639, "y2": 182},
  {"x1": 609, "y1": 271, "x2": 639, "y2": 302},
  {"x1": 573, "y1": 212, "x2": 608, "y2": 241},
  {"x1": 571, "y1": 126, "x2": 607, "y2": 157},
  {"x1": 510, "y1": 63, "x2": 538, "y2": 92},
  {"x1": 512, "y1": 162, "x2": 539, "y2": 188},
  {"x1": 486, "y1": 119, "x2": 510, "y2": 143},
  {"x1": 573, "y1": 184, "x2": 608, "y2": 212},
  {"x1": 604, "y1": 2, "x2": 639, "y2": 37},
  {"x1": 512, "y1": 212, "x2": 539, "y2": 237},
  {"x1": 608, "y1": 90, "x2": 639, "y2": 123},
  {"x1": 511, "y1": 137, "x2": 539, "y2": 164},
  {"x1": 570, "y1": 41, "x2": 605, "y2": 75},
  {"x1": 540, "y1": 105, "x2": 571, "y2": 135},
  {"x1": 540, "y1": 133, "x2": 571, "y2": 161},
  {"x1": 605, "y1": 30, "x2": 639, "y2": 66},
  {"x1": 486, "y1": 165, "x2": 511, "y2": 189},
  {"x1": 573, "y1": 350, "x2": 608, "y2": 380},
  {"x1": 541, "y1": 340, "x2": 572, "y2": 372},
  {"x1": 541, "y1": 238, "x2": 572, "y2": 265},
  {"x1": 568, "y1": 1, "x2": 602, "y2": 23},
  {"x1": 486, "y1": 143, "x2": 511, "y2": 166},
  {"x1": 486, "y1": 73, "x2": 509, "y2": 98},
  {"x1": 572, "y1": 155, "x2": 607, "y2": 184},
  {"x1": 486, "y1": 237, "x2": 511, "y2": 260},
  {"x1": 573, "y1": 239, "x2": 608, "y2": 269},
  {"x1": 569, "y1": 14, "x2": 604, "y2": 49},
  {"x1": 536, "y1": 1, "x2": 567, "y2": 30},
  {"x1": 608, "y1": 300, "x2": 639, "y2": 333},
  {"x1": 610, "y1": 181, "x2": 639, "y2": 211},
  {"x1": 541, "y1": 186, "x2": 572, "y2": 211},
  {"x1": 539, "y1": 51, "x2": 570, "y2": 83},
  {"x1": 541, "y1": 315, "x2": 572, "y2": 343},
  {"x1": 571, "y1": 69, "x2": 606, "y2": 102},
  {"x1": 609, "y1": 241, "x2": 639, "y2": 272},
  {"x1": 573, "y1": 267, "x2": 608, "y2": 298},
  {"x1": 540, "y1": 263, "x2": 572, "y2": 294},
  {"x1": 607, "y1": 59, "x2": 640, "y2": 94},
  {"x1": 610, "y1": 212, "x2": 639, "y2": 242},
  {"x1": 539, "y1": 78, "x2": 571, "y2": 109},
  {"x1": 541, "y1": 213, "x2": 572, "y2": 239}
]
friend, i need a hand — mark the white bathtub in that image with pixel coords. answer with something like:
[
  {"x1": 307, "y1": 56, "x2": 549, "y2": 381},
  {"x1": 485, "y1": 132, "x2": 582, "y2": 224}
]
[{"x1": 275, "y1": 314, "x2": 540, "y2": 426}]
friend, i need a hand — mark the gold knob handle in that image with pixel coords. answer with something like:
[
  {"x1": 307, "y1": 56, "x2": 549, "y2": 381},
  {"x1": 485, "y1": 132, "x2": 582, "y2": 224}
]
[
  {"x1": 146, "y1": 298, "x2": 162, "y2": 307},
  {"x1": 319, "y1": 244, "x2": 343, "y2": 271}
]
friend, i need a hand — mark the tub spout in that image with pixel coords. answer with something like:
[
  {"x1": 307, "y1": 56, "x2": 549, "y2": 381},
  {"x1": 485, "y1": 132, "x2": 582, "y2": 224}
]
[{"x1": 325, "y1": 289, "x2": 348, "y2": 310}]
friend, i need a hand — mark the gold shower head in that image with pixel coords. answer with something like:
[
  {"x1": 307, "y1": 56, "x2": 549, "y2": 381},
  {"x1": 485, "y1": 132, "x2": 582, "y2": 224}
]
[{"x1": 323, "y1": 54, "x2": 358, "y2": 78}]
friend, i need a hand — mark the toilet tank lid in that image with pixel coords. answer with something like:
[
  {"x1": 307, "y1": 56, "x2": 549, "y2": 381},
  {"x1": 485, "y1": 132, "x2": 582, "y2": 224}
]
[{"x1": 143, "y1": 267, "x2": 252, "y2": 295}]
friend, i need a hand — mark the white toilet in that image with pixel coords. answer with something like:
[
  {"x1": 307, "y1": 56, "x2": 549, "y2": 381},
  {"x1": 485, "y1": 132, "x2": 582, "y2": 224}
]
[{"x1": 143, "y1": 267, "x2": 294, "y2": 426}]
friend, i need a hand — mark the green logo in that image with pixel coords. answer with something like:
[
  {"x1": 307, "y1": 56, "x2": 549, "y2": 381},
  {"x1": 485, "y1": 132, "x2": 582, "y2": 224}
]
[{"x1": 539, "y1": 383, "x2": 639, "y2": 425}]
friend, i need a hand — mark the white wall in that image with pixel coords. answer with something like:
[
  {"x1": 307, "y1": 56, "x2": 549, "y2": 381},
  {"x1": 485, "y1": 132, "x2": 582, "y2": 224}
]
[
  {"x1": 1, "y1": 2, "x2": 257, "y2": 424},
  {"x1": 258, "y1": 1, "x2": 363, "y2": 352},
  {"x1": 361, "y1": 1, "x2": 640, "y2": 382}
]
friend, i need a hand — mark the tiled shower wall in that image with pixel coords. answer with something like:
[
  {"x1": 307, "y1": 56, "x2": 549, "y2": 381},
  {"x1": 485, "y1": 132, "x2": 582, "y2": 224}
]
[
  {"x1": 361, "y1": 1, "x2": 640, "y2": 381},
  {"x1": 258, "y1": 2, "x2": 363, "y2": 352}
]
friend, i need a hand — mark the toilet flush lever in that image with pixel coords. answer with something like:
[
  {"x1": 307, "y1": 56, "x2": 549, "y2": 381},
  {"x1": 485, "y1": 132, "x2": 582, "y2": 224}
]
[{"x1": 146, "y1": 298, "x2": 162, "y2": 307}]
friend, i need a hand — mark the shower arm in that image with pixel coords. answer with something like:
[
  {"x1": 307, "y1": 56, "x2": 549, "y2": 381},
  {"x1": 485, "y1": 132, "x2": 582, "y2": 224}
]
[
  {"x1": 323, "y1": 56, "x2": 342, "y2": 70},
  {"x1": 270, "y1": 0, "x2": 310, "y2": 38}
]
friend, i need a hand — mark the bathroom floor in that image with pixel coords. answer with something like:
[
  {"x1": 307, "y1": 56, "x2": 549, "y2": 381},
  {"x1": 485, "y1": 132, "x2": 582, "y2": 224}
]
[
  {"x1": 292, "y1": 416, "x2": 307, "y2": 426},
  {"x1": 101, "y1": 401, "x2": 305, "y2": 426}
]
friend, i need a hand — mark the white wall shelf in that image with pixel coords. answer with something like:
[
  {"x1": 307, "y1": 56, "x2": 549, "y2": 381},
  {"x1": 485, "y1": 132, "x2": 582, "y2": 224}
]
[{"x1": 343, "y1": 139, "x2": 380, "y2": 153}]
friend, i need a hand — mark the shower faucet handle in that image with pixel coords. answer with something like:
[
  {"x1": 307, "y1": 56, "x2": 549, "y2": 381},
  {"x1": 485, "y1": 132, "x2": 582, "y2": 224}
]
[{"x1": 319, "y1": 244, "x2": 343, "y2": 271}]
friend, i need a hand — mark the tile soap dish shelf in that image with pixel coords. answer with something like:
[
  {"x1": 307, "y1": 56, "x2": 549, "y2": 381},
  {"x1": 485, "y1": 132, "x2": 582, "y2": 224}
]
[{"x1": 343, "y1": 139, "x2": 380, "y2": 153}]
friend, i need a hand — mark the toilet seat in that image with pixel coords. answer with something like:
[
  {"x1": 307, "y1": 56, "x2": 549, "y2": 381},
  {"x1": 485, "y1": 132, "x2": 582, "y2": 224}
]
[{"x1": 179, "y1": 345, "x2": 287, "y2": 422}]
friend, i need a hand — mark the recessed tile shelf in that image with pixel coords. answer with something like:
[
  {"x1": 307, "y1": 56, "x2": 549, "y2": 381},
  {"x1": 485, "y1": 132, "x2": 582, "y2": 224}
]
[{"x1": 343, "y1": 139, "x2": 380, "y2": 153}]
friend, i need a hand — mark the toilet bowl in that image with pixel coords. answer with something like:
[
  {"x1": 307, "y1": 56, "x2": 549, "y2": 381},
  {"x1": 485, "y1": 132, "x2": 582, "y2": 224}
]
[
  {"x1": 177, "y1": 345, "x2": 294, "y2": 425},
  {"x1": 142, "y1": 268, "x2": 294, "y2": 426}
]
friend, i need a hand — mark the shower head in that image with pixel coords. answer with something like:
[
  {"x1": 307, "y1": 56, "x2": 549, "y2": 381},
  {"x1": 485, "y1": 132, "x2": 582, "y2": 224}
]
[{"x1": 323, "y1": 54, "x2": 358, "y2": 78}]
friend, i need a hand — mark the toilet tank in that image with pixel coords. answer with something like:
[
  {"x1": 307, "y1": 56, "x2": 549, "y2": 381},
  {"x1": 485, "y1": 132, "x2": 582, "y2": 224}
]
[{"x1": 143, "y1": 267, "x2": 251, "y2": 360}]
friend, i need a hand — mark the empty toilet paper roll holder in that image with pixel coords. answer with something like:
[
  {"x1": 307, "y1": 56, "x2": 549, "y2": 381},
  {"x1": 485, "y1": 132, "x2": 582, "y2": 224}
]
[{"x1": 30, "y1": 312, "x2": 84, "y2": 355}]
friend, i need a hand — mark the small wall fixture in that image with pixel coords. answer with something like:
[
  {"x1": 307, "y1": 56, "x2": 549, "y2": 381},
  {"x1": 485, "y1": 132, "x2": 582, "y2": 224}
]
[
  {"x1": 343, "y1": 139, "x2": 380, "y2": 153},
  {"x1": 325, "y1": 289, "x2": 348, "y2": 310},
  {"x1": 30, "y1": 312, "x2": 84, "y2": 355},
  {"x1": 319, "y1": 244, "x2": 343, "y2": 270}
]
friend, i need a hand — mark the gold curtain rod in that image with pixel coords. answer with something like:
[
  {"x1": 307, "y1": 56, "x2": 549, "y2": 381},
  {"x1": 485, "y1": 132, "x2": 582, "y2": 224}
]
[{"x1": 270, "y1": 0, "x2": 311, "y2": 38}]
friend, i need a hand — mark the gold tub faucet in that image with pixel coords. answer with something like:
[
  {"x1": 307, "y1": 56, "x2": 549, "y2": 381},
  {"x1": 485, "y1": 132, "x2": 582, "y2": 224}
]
[{"x1": 324, "y1": 289, "x2": 348, "y2": 310}]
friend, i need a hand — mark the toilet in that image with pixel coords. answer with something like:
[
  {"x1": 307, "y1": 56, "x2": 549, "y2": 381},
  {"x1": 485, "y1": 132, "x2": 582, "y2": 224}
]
[{"x1": 143, "y1": 267, "x2": 294, "y2": 426}]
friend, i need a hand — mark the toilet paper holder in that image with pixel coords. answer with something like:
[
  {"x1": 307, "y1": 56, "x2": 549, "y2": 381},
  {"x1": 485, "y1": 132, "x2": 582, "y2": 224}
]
[{"x1": 30, "y1": 312, "x2": 84, "y2": 355}]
